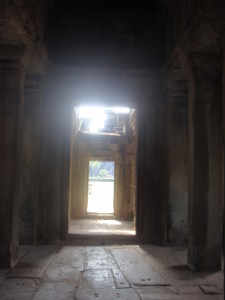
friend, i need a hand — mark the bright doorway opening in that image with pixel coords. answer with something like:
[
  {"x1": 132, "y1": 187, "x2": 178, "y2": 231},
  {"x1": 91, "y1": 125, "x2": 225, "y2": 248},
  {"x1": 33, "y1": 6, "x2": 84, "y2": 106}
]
[{"x1": 87, "y1": 161, "x2": 114, "y2": 214}]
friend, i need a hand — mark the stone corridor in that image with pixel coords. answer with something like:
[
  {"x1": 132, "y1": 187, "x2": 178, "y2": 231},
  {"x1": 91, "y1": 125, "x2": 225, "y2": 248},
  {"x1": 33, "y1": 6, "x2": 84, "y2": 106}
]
[{"x1": 0, "y1": 245, "x2": 223, "y2": 299}]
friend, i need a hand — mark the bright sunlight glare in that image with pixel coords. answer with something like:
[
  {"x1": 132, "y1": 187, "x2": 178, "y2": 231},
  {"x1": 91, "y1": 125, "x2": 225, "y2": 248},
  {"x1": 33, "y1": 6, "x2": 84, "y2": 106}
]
[{"x1": 78, "y1": 106, "x2": 130, "y2": 133}]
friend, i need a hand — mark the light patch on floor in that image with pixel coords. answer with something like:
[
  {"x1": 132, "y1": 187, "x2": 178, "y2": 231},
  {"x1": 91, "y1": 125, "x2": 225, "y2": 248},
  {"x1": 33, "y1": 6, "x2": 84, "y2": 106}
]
[{"x1": 69, "y1": 218, "x2": 135, "y2": 235}]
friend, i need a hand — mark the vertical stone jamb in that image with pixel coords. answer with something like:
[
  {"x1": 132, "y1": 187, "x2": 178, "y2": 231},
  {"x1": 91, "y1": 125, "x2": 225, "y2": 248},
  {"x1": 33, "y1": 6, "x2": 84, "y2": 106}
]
[
  {"x1": 188, "y1": 52, "x2": 223, "y2": 271},
  {"x1": 0, "y1": 45, "x2": 25, "y2": 268},
  {"x1": 19, "y1": 75, "x2": 44, "y2": 244},
  {"x1": 166, "y1": 79, "x2": 188, "y2": 245}
]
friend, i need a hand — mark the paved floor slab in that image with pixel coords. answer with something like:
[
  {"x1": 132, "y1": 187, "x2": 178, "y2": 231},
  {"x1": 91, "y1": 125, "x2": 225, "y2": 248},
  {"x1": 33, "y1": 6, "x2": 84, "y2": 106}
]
[
  {"x1": 69, "y1": 219, "x2": 135, "y2": 236},
  {"x1": 7, "y1": 245, "x2": 58, "y2": 279},
  {"x1": 33, "y1": 282, "x2": 75, "y2": 300},
  {"x1": 110, "y1": 247, "x2": 167, "y2": 286},
  {"x1": 75, "y1": 287, "x2": 140, "y2": 300},
  {"x1": 0, "y1": 278, "x2": 39, "y2": 300},
  {"x1": 0, "y1": 244, "x2": 223, "y2": 299}
]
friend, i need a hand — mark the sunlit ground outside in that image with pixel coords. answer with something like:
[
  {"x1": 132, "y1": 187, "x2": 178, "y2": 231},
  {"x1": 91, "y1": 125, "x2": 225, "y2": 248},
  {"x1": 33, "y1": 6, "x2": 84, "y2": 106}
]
[{"x1": 87, "y1": 181, "x2": 114, "y2": 213}]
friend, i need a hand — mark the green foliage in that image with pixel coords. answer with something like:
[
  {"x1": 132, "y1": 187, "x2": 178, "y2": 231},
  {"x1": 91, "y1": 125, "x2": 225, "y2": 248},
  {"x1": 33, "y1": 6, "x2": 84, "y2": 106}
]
[
  {"x1": 89, "y1": 161, "x2": 114, "y2": 178},
  {"x1": 99, "y1": 169, "x2": 108, "y2": 178},
  {"x1": 89, "y1": 161, "x2": 101, "y2": 177}
]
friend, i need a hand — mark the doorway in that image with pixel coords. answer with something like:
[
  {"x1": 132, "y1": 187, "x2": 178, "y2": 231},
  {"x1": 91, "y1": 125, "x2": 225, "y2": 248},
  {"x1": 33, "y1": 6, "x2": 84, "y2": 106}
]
[{"x1": 87, "y1": 161, "x2": 114, "y2": 214}]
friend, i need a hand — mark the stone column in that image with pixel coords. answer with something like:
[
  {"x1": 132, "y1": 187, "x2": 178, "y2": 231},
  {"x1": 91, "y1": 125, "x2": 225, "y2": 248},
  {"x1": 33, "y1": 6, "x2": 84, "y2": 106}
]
[
  {"x1": 167, "y1": 80, "x2": 188, "y2": 245},
  {"x1": 222, "y1": 47, "x2": 225, "y2": 272},
  {"x1": 124, "y1": 136, "x2": 136, "y2": 220},
  {"x1": 114, "y1": 158, "x2": 125, "y2": 219},
  {"x1": 0, "y1": 46, "x2": 25, "y2": 268},
  {"x1": 188, "y1": 52, "x2": 223, "y2": 271},
  {"x1": 19, "y1": 75, "x2": 44, "y2": 244},
  {"x1": 136, "y1": 83, "x2": 167, "y2": 244}
]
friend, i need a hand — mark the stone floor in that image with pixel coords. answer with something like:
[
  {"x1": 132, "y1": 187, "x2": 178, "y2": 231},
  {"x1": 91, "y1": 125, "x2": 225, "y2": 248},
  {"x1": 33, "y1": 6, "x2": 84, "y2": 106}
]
[
  {"x1": 69, "y1": 218, "x2": 136, "y2": 236},
  {"x1": 0, "y1": 244, "x2": 223, "y2": 299}
]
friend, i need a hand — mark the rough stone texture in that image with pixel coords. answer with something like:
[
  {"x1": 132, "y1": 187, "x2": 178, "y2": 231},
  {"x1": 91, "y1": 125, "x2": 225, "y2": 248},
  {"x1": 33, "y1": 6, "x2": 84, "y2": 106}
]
[
  {"x1": 167, "y1": 80, "x2": 188, "y2": 245},
  {"x1": 187, "y1": 53, "x2": 223, "y2": 271},
  {"x1": 136, "y1": 80, "x2": 168, "y2": 244},
  {"x1": 0, "y1": 278, "x2": 40, "y2": 300},
  {"x1": 7, "y1": 245, "x2": 57, "y2": 278},
  {"x1": 0, "y1": 245, "x2": 223, "y2": 299},
  {"x1": 0, "y1": 0, "x2": 224, "y2": 277},
  {"x1": 0, "y1": 51, "x2": 26, "y2": 269},
  {"x1": 19, "y1": 75, "x2": 44, "y2": 245},
  {"x1": 45, "y1": 2, "x2": 165, "y2": 69},
  {"x1": 166, "y1": 0, "x2": 225, "y2": 272}
]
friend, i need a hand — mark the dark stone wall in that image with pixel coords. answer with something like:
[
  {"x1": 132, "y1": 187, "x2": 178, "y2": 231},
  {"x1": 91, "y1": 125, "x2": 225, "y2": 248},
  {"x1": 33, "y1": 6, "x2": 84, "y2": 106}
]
[
  {"x1": 19, "y1": 76, "x2": 44, "y2": 244},
  {"x1": 167, "y1": 81, "x2": 188, "y2": 245},
  {"x1": 165, "y1": 0, "x2": 204, "y2": 56},
  {"x1": 136, "y1": 77, "x2": 167, "y2": 244},
  {"x1": 45, "y1": 0, "x2": 165, "y2": 69},
  {"x1": 35, "y1": 92, "x2": 71, "y2": 243}
]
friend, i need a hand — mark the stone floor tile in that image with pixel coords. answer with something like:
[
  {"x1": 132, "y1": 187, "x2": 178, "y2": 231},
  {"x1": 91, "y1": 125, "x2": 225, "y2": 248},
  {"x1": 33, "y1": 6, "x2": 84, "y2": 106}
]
[
  {"x1": 55, "y1": 246, "x2": 84, "y2": 269},
  {"x1": 42, "y1": 261, "x2": 80, "y2": 283},
  {"x1": 0, "y1": 269, "x2": 8, "y2": 287},
  {"x1": 110, "y1": 247, "x2": 167, "y2": 286},
  {"x1": 78, "y1": 269, "x2": 115, "y2": 289},
  {"x1": 112, "y1": 268, "x2": 131, "y2": 288},
  {"x1": 135, "y1": 285, "x2": 177, "y2": 295},
  {"x1": 138, "y1": 293, "x2": 223, "y2": 300},
  {"x1": 0, "y1": 278, "x2": 39, "y2": 300},
  {"x1": 84, "y1": 253, "x2": 117, "y2": 270},
  {"x1": 0, "y1": 244, "x2": 223, "y2": 299},
  {"x1": 198, "y1": 272, "x2": 224, "y2": 290},
  {"x1": 7, "y1": 245, "x2": 58, "y2": 279},
  {"x1": 199, "y1": 284, "x2": 224, "y2": 295},
  {"x1": 173, "y1": 285, "x2": 203, "y2": 294},
  {"x1": 74, "y1": 287, "x2": 140, "y2": 300},
  {"x1": 136, "y1": 246, "x2": 207, "y2": 286},
  {"x1": 33, "y1": 282, "x2": 75, "y2": 300},
  {"x1": 160, "y1": 268, "x2": 207, "y2": 286},
  {"x1": 84, "y1": 246, "x2": 109, "y2": 256},
  {"x1": 69, "y1": 218, "x2": 135, "y2": 236}
]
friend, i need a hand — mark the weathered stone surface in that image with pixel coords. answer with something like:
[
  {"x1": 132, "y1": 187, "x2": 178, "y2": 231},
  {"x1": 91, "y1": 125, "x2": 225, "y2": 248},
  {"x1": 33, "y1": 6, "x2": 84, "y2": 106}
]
[
  {"x1": 167, "y1": 81, "x2": 188, "y2": 245},
  {"x1": 0, "y1": 56, "x2": 26, "y2": 269},
  {"x1": 79, "y1": 269, "x2": 115, "y2": 289},
  {"x1": 112, "y1": 268, "x2": 131, "y2": 288},
  {"x1": 7, "y1": 246, "x2": 58, "y2": 278},
  {"x1": 0, "y1": 245, "x2": 223, "y2": 299},
  {"x1": 0, "y1": 278, "x2": 39, "y2": 300},
  {"x1": 33, "y1": 282, "x2": 75, "y2": 300},
  {"x1": 110, "y1": 247, "x2": 168, "y2": 286},
  {"x1": 75, "y1": 287, "x2": 140, "y2": 300},
  {"x1": 187, "y1": 53, "x2": 223, "y2": 271},
  {"x1": 0, "y1": 269, "x2": 8, "y2": 287}
]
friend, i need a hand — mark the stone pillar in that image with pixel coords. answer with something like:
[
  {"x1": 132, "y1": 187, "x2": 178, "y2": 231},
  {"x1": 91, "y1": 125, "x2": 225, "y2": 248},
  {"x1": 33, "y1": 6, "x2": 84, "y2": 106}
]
[
  {"x1": 222, "y1": 47, "x2": 225, "y2": 272},
  {"x1": 136, "y1": 84, "x2": 167, "y2": 244},
  {"x1": 19, "y1": 75, "x2": 44, "y2": 244},
  {"x1": 0, "y1": 46, "x2": 25, "y2": 268},
  {"x1": 114, "y1": 159, "x2": 125, "y2": 219},
  {"x1": 188, "y1": 52, "x2": 223, "y2": 271},
  {"x1": 167, "y1": 80, "x2": 188, "y2": 245},
  {"x1": 124, "y1": 136, "x2": 136, "y2": 220}
]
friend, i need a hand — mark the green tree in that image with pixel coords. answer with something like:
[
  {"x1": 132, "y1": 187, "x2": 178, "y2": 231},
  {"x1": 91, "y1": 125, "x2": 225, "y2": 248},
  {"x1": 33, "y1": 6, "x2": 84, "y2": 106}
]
[{"x1": 99, "y1": 169, "x2": 108, "y2": 178}]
